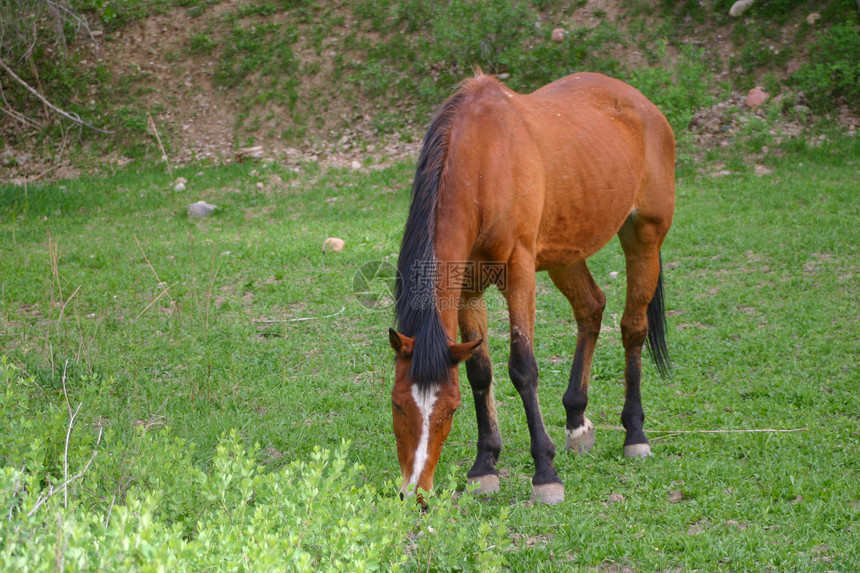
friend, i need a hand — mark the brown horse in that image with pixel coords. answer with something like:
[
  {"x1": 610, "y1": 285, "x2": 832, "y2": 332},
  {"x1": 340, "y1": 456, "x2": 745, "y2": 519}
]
[{"x1": 388, "y1": 71, "x2": 675, "y2": 504}]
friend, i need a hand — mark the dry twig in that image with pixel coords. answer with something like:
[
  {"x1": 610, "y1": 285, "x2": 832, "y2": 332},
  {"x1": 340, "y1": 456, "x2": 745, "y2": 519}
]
[
  {"x1": 253, "y1": 306, "x2": 347, "y2": 324},
  {"x1": 147, "y1": 114, "x2": 173, "y2": 177},
  {"x1": 27, "y1": 426, "x2": 102, "y2": 517},
  {"x1": 135, "y1": 282, "x2": 178, "y2": 320}
]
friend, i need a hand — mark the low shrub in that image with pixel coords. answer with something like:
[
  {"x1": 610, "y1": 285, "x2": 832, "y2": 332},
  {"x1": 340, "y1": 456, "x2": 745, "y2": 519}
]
[
  {"x1": 624, "y1": 42, "x2": 714, "y2": 134},
  {"x1": 0, "y1": 359, "x2": 509, "y2": 571},
  {"x1": 793, "y1": 23, "x2": 860, "y2": 113}
]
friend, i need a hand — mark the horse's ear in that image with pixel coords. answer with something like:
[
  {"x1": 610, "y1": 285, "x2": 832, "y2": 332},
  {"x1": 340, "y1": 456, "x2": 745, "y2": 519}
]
[
  {"x1": 449, "y1": 339, "x2": 483, "y2": 365},
  {"x1": 389, "y1": 329, "x2": 415, "y2": 358}
]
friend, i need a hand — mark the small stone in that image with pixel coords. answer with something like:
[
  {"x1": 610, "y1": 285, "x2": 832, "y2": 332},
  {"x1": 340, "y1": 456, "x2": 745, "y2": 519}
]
[
  {"x1": 187, "y1": 201, "x2": 217, "y2": 218},
  {"x1": 350, "y1": 160, "x2": 362, "y2": 170},
  {"x1": 174, "y1": 177, "x2": 187, "y2": 192},
  {"x1": 551, "y1": 28, "x2": 565, "y2": 43},
  {"x1": 237, "y1": 146, "x2": 265, "y2": 161},
  {"x1": 322, "y1": 237, "x2": 345, "y2": 252},
  {"x1": 256, "y1": 182, "x2": 264, "y2": 190},
  {"x1": 745, "y1": 87, "x2": 769, "y2": 110},
  {"x1": 729, "y1": 0, "x2": 755, "y2": 17},
  {"x1": 609, "y1": 271, "x2": 619, "y2": 280}
]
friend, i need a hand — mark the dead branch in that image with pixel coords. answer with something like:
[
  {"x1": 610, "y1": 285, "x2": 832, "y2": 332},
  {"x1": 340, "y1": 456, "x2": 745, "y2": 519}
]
[
  {"x1": 0, "y1": 76, "x2": 43, "y2": 128},
  {"x1": 42, "y1": 0, "x2": 96, "y2": 44},
  {"x1": 0, "y1": 57, "x2": 113, "y2": 134}
]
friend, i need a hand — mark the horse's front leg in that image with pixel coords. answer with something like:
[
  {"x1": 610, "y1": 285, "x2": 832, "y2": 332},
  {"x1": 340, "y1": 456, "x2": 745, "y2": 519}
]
[
  {"x1": 503, "y1": 250, "x2": 564, "y2": 504},
  {"x1": 459, "y1": 292, "x2": 502, "y2": 495}
]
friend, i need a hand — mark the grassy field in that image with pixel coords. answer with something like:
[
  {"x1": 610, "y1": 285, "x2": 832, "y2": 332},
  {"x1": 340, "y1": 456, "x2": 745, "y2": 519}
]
[{"x1": 1, "y1": 134, "x2": 858, "y2": 571}]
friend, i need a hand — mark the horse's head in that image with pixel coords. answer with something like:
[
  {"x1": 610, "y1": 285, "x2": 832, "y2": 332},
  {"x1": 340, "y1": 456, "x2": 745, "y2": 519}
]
[{"x1": 388, "y1": 328, "x2": 482, "y2": 501}]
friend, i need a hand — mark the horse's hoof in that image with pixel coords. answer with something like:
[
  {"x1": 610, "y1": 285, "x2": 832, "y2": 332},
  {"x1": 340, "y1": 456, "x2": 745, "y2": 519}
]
[
  {"x1": 530, "y1": 482, "x2": 565, "y2": 505},
  {"x1": 565, "y1": 417, "x2": 595, "y2": 454},
  {"x1": 467, "y1": 474, "x2": 500, "y2": 495},
  {"x1": 623, "y1": 443, "x2": 653, "y2": 459}
]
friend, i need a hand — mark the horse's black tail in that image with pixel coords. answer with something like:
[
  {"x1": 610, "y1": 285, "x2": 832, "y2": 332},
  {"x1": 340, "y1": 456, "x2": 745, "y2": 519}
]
[{"x1": 645, "y1": 256, "x2": 671, "y2": 378}]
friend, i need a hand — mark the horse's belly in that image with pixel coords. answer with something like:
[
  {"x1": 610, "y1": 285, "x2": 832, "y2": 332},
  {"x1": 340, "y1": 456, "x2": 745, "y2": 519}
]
[
  {"x1": 535, "y1": 221, "x2": 623, "y2": 271},
  {"x1": 533, "y1": 168, "x2": 637, "y2": 270}
]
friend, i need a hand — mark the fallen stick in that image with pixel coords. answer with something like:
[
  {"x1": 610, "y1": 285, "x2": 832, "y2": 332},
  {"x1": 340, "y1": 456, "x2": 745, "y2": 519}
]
[
  {"x1": 596, "y1": 425, "x2": 808, "y2": 434},
  {"x1": 253, "y1": 306, "x2": 346, "y2": 323}
]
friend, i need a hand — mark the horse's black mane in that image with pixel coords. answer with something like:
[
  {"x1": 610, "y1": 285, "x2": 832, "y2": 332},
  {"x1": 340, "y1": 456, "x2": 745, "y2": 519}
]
[{"x1": 394, "y1": 90, "x2": 466, "y2": 390}]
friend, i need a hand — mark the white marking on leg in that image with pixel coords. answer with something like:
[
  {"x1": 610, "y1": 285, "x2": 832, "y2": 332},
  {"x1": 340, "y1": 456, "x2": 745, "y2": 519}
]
[
  {"x1": 565, "y1": 416, "x2": 593, "y2": 442},
  {"x1": 409, "y1": 383, "x2": 439, "y2": 486},
  {"x1": 486, "y1": 377, "x2": 498, "y2": 421}
]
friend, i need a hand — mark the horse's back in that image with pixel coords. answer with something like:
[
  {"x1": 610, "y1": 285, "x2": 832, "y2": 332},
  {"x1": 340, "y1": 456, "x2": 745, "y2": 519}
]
[
  {"x1": 525, "y1": 72, "x2": 675, "y2": 200},
  {"x1": 528, "y1": 73, "x2": 675, "y2": 261},
  {"x1": 442, "y1": 73, "x2": 674, "y2": 269}
]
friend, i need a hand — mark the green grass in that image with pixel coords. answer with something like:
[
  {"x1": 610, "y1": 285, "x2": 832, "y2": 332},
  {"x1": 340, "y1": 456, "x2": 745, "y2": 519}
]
[{"x1": 1, "y1": 136, "x2": 858, "y2": 570}]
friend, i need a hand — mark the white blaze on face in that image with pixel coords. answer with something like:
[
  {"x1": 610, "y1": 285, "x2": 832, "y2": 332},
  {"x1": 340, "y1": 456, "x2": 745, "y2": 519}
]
[{"x1": 408, "y1": 383, "x2": 440, "y2": 487}]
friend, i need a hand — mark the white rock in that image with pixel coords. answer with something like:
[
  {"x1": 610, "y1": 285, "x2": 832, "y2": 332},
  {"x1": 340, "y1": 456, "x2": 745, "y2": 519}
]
[
  {"x1": 351, "y1": 160, "x2": 362, "y2": 170},
  {"x1": 187, "y1": 201, "x2": 217, "y2": 218}
]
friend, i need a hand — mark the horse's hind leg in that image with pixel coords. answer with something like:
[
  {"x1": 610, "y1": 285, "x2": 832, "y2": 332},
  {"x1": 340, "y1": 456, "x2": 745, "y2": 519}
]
[
  {"x1": 459, "y1": 292, "x2": 502, "y2": 494},
  {"x1": 548, "y1": 262, "x2": 606, "y2": 455},
  {"x1": 617, "y1": 213, "x2": 670, "y2": 458}
]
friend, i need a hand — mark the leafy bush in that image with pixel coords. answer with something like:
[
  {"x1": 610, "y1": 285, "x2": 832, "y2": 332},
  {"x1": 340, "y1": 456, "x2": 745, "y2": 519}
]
[
  {"x1": 624, "y1": 42, "x2": 714, "y2": 134},
  {"x1": 429, "y1": 0, "x2": 533, "y2": 76},
  {"x1": 503, "y1": 22, "x2": 622, "y2": 93},
  {"x1": 0, "y1": 359, "x2": 510, "y2": 572},
  {"x1": 793, "y1": 23, "x2": 860, "y2": 113}
]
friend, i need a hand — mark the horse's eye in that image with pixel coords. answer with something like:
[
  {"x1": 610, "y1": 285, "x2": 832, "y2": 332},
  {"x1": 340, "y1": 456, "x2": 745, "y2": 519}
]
[{"x1": 392, "y1": 401, "x2": 404, "y2": 413}]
